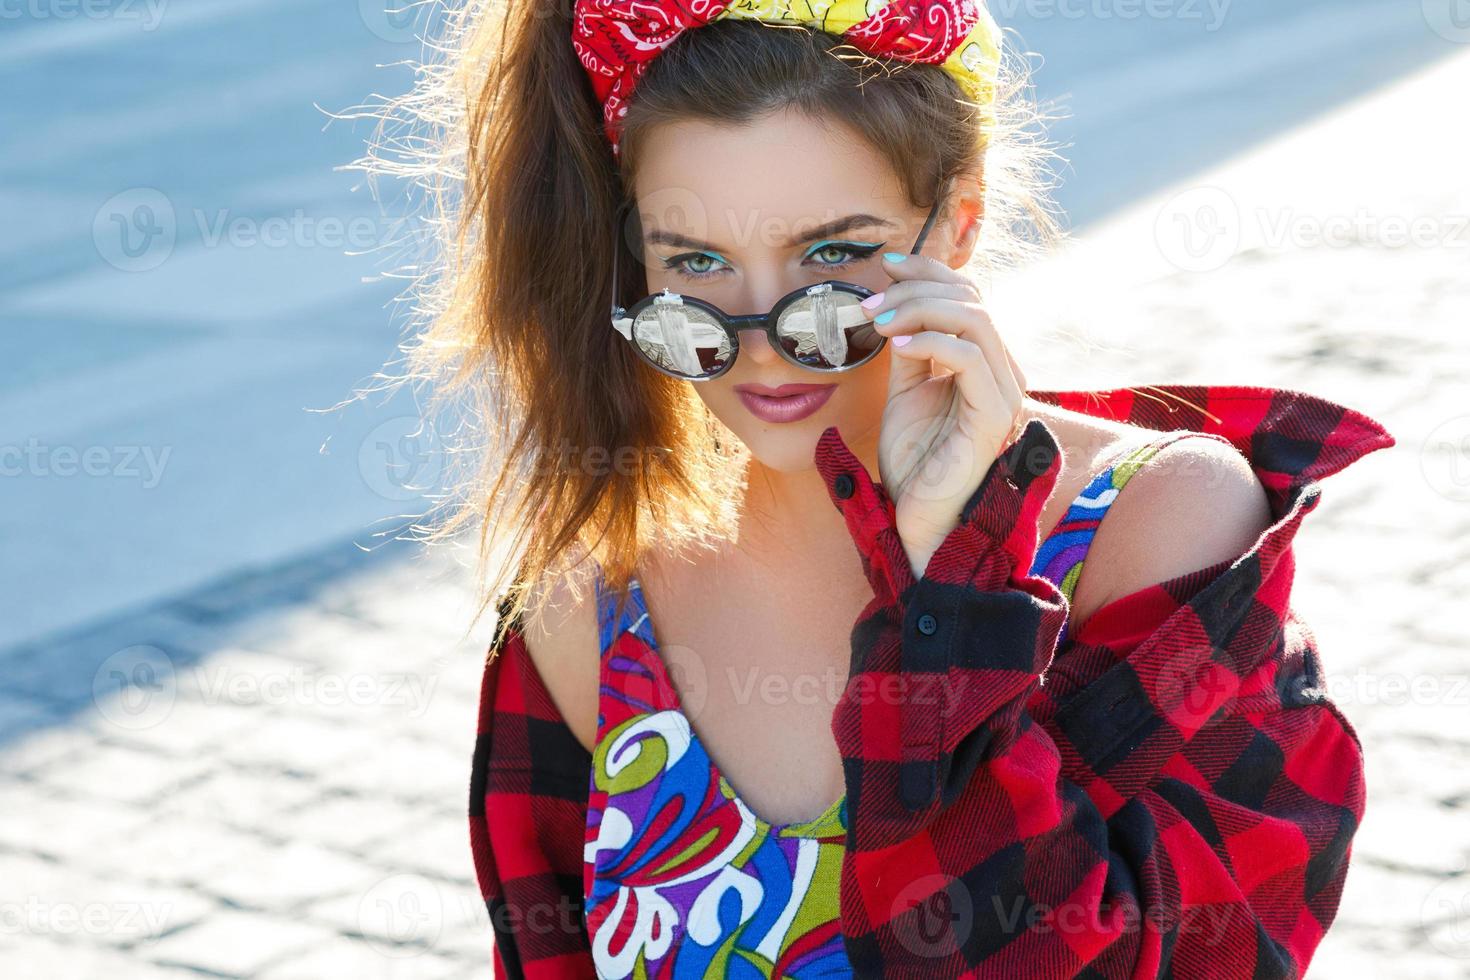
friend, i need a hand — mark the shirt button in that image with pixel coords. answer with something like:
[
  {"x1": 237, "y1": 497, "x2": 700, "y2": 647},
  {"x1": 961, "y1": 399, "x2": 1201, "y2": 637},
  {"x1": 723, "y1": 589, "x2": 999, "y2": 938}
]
[
  {"x1": 833, "y1": 473, "x2": 855, "y2": 499},
  {"x1": 917, "y1": 613, "x2": 938, "y2": 636}
]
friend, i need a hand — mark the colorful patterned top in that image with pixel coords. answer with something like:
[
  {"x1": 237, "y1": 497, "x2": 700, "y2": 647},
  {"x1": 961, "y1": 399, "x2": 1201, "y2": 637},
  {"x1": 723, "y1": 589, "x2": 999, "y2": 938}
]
[{"x1": 581, "y1": 429, "x2": 1210, "y2": 978}]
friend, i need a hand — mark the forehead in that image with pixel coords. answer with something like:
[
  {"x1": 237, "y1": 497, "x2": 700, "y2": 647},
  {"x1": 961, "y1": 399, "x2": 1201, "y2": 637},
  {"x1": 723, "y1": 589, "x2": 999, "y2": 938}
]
[{"x1": 629, "y1": 109, "x2": 910, "y2": 250}]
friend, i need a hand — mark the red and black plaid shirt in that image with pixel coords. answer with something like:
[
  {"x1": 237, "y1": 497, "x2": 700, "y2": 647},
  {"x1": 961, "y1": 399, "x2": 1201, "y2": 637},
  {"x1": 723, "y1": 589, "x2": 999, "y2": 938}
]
[{"x1": 468, "y1": 383, "x2": 1395, "y2": 978}]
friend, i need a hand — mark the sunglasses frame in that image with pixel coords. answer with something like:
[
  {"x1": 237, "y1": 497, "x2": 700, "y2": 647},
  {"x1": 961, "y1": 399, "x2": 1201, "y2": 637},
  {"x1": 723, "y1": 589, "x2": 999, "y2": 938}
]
[{"x1": 609, "y1": 177, "x2": 951, "y2": 381}]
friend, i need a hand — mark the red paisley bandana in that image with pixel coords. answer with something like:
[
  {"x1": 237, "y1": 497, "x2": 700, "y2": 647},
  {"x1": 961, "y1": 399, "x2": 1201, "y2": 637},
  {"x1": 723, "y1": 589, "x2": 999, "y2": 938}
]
[{"x1": 571, "y1": 0, "x2": 1003, "y2": 156}]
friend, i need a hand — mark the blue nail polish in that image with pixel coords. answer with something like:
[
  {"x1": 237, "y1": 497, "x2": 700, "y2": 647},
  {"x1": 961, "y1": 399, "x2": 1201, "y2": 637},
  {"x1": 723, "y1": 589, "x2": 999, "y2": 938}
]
[
  {"x1": 874, "y1": 309, "x2": 896, "y2": 325},
  {"x1": 883, "y1": 252, "x2": 906, "y2": 264}
]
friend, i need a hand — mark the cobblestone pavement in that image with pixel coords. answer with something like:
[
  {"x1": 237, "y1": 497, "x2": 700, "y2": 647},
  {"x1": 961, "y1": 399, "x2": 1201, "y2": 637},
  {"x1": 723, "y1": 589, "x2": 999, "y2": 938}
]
[{"x1": 4, "y1": 64, "x2": 1468, "y2": 980}]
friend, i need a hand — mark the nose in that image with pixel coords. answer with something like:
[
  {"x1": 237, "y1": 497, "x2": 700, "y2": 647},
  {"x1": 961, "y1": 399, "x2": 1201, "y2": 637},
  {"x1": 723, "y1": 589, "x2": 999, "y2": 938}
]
[
  {"x1": 733, "y1": 324, "x2": 782, "y2": 365},
  {"x1": 727, "y1": 276, "x2": 794, "y2": 366}
]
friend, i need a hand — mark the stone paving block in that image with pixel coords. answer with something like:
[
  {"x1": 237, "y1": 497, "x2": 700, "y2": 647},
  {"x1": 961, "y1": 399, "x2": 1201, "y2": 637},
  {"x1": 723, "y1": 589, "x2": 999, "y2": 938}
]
[
  {"x1": 1364, "y1": 736, "x2": 1470, "y2": 810},
  {"x1": 220, "y1": 710, "x2": 371, "y2": 776},
  {"x1": 149, "y1": 766, "x2": 320, "y2": 836},
  {"x1": 2, "y1": 851, "x2": 211, "y2": 949},
  {"x1": 30, "y1": 739, "x2": 211, "y2": 807},
  {"x1": 1353, "y1": 797, "x2": 1470, "y2": 877},
  {"x1": 373, "y1": 808, "x2": 478, "y2": 887},
  {"x1": 3, "y1": 936, "x2": 202, "y2": 980},
  {"x1": 306, "y1": 869, "x2": 487, "y2": 963},
  {"x1": 82, "y1": 815, "x2": 278, "y2": 887},
  {"x1": 255, "y1": 937, "x2": 466, "y2": 980},
  {"x1": 1332, "y1": 859, "x2": 1454, "y2": 935},
  {"x1": 0, "y1": 724, "x2": 99, "y2": 777},
  {"x1": 2, "y1": 610, "x2": 221, "y2": 710},
  {"x1": 93, "y1": 695, "x2": 266, "y2": 759},
  {"x1": 319, "y1": 731, "x2": 471, "y2": 805},
  {"x1": 273, "y1": 789, "x2": 425, "y2": 853},
  {"x1": 143, "y1": 908, "x2": 342, "y2": 977},
  {"x1": 1357, "y1": 698, "x2": 1470, "y2": 751},
  {"x1": 0, "y1": 788, "x2": 152, "y2": 867},
  {"x1": 194, "y1": 838, "x2": 386, "y2": 911}
]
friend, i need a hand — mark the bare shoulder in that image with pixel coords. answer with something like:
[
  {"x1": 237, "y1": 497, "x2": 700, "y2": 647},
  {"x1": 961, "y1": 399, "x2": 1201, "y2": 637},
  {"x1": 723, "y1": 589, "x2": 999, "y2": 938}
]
[
  {"x1": 520, "y1": 565, "x2": 601, "y2": 754},
  {"x1": 1075, "y1": 430, "x2": 1274, "y2": 625}
]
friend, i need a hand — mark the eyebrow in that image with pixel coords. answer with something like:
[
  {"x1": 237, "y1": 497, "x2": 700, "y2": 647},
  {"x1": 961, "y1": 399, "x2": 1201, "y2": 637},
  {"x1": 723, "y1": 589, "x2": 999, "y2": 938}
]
[{"x1": 645, "y1": 213, "x2": 901, "y2": 251}]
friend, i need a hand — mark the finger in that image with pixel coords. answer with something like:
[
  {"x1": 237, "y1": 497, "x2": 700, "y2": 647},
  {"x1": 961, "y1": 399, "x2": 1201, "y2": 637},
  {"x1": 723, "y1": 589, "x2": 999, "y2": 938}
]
[
  {"x1": 1003, "y1": 342, "x2": 1028, "y2": 396},
  {"x1": 861, "y1": 277, "x2": 979, "y2": 316},
  {"x1": 872, "y1": 298, "x2": 1022, "y2": 411},
  {"x1": 888, "y1": 331, "x2": 1009, "y2": 423},
  {"x1": 880, "y1": 250, "x2": 975, "y2": 288}
]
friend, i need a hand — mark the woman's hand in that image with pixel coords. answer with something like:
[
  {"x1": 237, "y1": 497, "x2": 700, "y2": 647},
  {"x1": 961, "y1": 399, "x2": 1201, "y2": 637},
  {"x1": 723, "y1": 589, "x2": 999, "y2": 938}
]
[{"x1": 862, "y1": 251, "x2": 1030, "y2": 578}]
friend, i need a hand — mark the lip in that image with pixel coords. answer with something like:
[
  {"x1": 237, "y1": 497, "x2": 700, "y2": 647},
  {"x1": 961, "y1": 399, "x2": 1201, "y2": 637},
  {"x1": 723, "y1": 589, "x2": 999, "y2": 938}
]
[{"x1": 734, "y1": 383, "x2": 837, "y2": 424}]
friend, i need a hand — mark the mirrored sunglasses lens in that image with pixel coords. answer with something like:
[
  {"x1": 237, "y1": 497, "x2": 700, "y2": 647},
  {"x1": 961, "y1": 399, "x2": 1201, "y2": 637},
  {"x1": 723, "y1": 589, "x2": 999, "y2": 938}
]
[
  {"x1": 774, "y1": 289, "x2": 881, "y2": 370},
  {"x1": 631, "y1": 301, "x2": 732, "y2": 379}
]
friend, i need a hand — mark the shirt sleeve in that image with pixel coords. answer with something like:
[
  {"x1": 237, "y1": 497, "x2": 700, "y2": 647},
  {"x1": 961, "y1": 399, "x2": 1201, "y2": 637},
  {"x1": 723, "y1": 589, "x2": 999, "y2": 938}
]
[
  {"x1": 812, "y1": 419, "x2": 1365, "y2": 979},
  {"x1": 469, "y1": 608, "x2": 598, "y2": 980}
]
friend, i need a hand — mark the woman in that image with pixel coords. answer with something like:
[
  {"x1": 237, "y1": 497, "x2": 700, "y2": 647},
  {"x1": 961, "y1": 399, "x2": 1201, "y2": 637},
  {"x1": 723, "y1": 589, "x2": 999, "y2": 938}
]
[{"x1": 361, "y1": 0, "x2": 1394, "y2": 975}]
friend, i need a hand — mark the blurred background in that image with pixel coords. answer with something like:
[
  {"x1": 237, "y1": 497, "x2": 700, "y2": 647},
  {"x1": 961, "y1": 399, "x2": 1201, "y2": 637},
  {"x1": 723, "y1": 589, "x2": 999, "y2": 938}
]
[{"x1": 1, "y1": 0, "x2": 1466, "y2": 976}]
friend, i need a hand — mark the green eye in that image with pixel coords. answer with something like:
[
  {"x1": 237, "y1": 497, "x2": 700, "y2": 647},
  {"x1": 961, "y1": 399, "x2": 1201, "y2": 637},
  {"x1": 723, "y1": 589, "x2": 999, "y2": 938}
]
[
  {"x1": 803, "y1": 240, "x2": 885, "y2": 268},
  {"x1": 662, "y1": 250, "x2": 730, "y2": 281}
]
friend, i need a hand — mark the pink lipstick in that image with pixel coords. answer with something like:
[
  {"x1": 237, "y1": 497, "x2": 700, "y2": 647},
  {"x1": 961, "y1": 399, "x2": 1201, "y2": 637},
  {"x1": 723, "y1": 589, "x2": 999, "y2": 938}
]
[{"x1": 733, "y1": 382, "x2": 837, "y2": 424}]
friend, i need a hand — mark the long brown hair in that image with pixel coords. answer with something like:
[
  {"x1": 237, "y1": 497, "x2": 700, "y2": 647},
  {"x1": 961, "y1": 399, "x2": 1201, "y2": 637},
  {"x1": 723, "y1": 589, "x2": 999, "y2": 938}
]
[{"x1": 348, "y1": 1, "x2": 1063, "y2": 654}]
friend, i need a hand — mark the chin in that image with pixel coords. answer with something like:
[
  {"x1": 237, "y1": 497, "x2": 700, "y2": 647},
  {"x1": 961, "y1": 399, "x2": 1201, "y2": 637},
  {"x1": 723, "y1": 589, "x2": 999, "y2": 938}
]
[{"x1": 697, "y1": 375, "x2": 880, "y2": 472}]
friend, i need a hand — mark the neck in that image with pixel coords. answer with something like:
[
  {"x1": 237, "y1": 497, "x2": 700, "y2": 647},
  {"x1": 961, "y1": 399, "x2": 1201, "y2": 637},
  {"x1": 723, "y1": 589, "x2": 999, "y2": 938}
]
[{"x1": 733, "y1": 421, "x2": 883, "y2": 562}]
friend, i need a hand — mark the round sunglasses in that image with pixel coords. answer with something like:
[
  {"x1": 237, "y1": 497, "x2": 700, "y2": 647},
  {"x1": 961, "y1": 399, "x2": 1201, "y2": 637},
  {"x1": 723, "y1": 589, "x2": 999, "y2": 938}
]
[{"x1": 608, "y1": 181, "x2": 950, "y2": 381}]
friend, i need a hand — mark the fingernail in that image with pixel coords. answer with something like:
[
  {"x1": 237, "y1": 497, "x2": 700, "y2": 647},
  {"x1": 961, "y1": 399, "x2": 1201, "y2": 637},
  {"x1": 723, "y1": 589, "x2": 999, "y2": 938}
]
[
  {"x1": 891, "y1": 334, "x2": 911, "y2": 347},
  {"x1": 874, "y1": 309, "x2": 895, "y2": 325},
  {"x1": 860, "y1": 291, "x2": 885, "y2": 310},
  {"x1": 882, "y1": 252, "x2": 906, "y2": 264}
]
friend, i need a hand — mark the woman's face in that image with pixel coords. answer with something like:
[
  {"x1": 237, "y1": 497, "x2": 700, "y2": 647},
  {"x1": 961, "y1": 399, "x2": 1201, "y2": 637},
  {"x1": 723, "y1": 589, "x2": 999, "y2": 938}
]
[{"x1": 631, "y1": 108, "x2": 973, "y2": 474}]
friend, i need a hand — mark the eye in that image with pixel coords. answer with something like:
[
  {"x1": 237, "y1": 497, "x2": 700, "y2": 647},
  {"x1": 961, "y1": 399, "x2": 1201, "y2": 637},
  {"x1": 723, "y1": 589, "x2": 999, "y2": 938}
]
[
  {"x1": 803, "y1": 240, "x2": 886, "y2": 270},
  {"x1": 661, "y1": 250, "x2": 730, "y2": 282}
]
